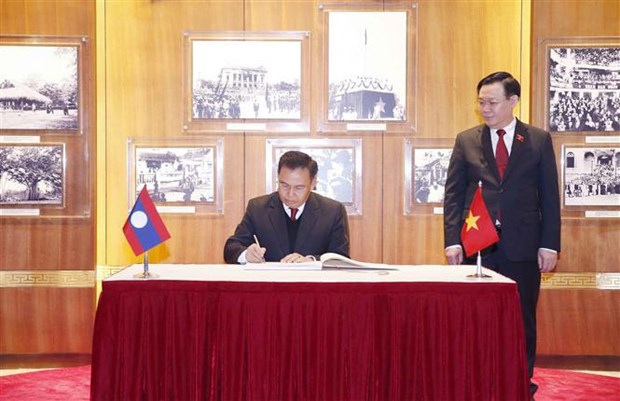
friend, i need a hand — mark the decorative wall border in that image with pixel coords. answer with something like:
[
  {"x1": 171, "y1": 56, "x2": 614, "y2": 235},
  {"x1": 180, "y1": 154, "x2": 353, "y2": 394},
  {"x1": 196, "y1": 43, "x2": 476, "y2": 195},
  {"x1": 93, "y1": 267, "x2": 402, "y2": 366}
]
[
  {"x1": 0, "y1": 270, "x2": 94, "y2": 287},
  {"x1": 541, "y1": 272, "x2": 620, "y2": 290},
  {"x1": 2, "y1": 270, "x2": 617, "y2": 290}
]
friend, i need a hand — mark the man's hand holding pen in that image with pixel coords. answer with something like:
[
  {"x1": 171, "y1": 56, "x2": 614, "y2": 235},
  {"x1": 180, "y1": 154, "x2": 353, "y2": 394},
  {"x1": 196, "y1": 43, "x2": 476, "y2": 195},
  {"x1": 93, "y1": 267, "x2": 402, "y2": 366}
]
[{"x1": 246, "y1": 235, "x2": 266, "y2": 263}]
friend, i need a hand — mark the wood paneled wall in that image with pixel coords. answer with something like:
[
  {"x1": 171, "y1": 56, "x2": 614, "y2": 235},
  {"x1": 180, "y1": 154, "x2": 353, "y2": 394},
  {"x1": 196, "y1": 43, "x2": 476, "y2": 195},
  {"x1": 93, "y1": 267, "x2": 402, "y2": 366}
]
[
  {"x1": 0, "y1": 1, "x2": 96, "y2": 358},
  {"x1": 101, "y1": 0, "x2": 525, "y2": 267},
  {"x1": 100, "y1": 0, "x2": 618, "y2": 357},
  {"x1": 1, "y1": 0, "x2": 617, "y2": 359},
  {"x1": 530, "y1": 0, "x2": 620, "y2": 356}
]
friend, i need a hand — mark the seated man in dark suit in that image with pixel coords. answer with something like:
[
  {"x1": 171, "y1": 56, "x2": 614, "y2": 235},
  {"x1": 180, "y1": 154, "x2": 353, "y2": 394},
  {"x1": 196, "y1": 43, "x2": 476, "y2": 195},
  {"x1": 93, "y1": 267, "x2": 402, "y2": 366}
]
[{"x1": 224, "y1": 150, "x2": 350, "y2": 264}]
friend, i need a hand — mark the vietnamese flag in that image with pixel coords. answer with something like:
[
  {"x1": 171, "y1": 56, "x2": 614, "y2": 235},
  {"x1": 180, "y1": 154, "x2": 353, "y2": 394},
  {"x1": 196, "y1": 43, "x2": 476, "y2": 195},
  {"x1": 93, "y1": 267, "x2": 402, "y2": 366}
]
[
  {"x1": 123, "y1": 186, "x2": 171, "y2": 256},
  {"x1": 461, "y1": 186, "x2": 499, "y2": 257}
]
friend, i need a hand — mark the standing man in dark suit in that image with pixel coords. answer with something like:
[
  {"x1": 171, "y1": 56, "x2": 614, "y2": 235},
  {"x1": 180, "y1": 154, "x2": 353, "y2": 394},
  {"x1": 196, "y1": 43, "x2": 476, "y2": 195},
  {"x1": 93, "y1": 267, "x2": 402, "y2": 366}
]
[
  {"x1": 224, "y1": 150, "x2": 350, "y2": 264},
  {"x1": 443, "y1": 71, "x2": 561, "y2": 400}
]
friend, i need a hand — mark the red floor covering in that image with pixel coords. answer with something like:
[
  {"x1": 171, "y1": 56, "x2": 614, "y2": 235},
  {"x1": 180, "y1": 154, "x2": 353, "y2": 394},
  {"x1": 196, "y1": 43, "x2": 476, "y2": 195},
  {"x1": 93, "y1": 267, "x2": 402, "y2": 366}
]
[{"x1": 0, "y1": 365, "x2": 618, "y2": 400}]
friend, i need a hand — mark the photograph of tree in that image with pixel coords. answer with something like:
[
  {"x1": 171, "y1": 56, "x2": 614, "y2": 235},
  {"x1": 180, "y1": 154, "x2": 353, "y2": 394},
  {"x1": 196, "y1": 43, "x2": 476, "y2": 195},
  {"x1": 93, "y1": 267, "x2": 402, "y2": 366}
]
[
  {"x1": 0, "y1": 44, "x2": 79, "y2": 130},
  {"x1": 562, "y1": 146, "x2": 620, "y2": 207},
  {"x1": 134, "y1": 146, "x2": 215, "y2": 203},
  {"x1": 0, "y1": 144, "x2": 64, "y2": 205},
  {"x1": 548, "y1": 46, "x2": 620, "y2": 132},
  {"x1": 327, "y1": 11, "x2": 407, "y2": 122},
  {"x1": 192, "y1": 39, "x2": 301, "y2": 120}
]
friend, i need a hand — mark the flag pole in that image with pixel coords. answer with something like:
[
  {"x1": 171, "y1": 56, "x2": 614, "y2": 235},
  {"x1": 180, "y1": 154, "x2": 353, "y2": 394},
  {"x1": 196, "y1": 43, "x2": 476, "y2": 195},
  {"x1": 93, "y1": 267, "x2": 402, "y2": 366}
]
[
  {"x1": 134, "y1": 251, "x2": 158, "y2": 279},
  {"x1": 467, "y1": 251, "x2": 492, "y2": 279}
]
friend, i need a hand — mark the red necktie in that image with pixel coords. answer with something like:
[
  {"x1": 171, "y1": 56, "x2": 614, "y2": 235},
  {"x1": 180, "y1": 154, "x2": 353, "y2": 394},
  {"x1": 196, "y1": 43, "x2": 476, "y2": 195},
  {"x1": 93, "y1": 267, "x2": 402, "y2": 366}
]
[
  {"x1": 495, "y1": 129, "x2": 509, "y2": 179},
  {"x1": 290, "y1": 208, "x2": 298, "y2": 221}
]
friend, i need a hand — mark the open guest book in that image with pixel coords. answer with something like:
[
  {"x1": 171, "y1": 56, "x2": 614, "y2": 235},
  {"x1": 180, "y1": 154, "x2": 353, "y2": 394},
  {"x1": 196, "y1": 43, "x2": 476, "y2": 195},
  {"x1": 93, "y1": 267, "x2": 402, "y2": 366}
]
[{"x1": 244, "y1": 252, "x2": 393, "y2": 271}]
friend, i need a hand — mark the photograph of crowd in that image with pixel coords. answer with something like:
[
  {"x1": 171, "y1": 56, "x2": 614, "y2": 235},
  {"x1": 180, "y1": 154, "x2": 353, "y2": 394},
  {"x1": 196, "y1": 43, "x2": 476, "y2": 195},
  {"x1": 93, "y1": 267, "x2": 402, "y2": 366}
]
[
  {"x1": 0, "y1": 44, "x2": 79, "y2": 130},
  {"x1": 192, "y1": 39, "x2": 301, "y2": 120},
  {"x1": 412, "y1": 148, "x2": 452, "y2": 204},
  {"x1": 548, "y1": 46, "x2": 620, "y2": 132},
  {"x1": 0, "y1": 144, "x2": 64, "y2": 205},
  {"x1": 563, "y1": 146, "x2": 620, "y2": 207},
  {"x1": 327, "y1": 11, "x2": 407, "y2": 122},
  {"x1": 267, "y1": 139, "x2": 360, "y2": 211},
  {"x1": 134, "y1": 146, "x2": 215, "y2": 204}
]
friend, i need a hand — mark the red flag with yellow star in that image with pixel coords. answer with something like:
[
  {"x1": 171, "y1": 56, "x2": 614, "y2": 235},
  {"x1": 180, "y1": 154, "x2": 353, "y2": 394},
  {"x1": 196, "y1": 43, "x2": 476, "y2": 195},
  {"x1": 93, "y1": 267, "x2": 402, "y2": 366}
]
[{"x1": 461, "y1": 186, "x2": 499, "y2": 257}]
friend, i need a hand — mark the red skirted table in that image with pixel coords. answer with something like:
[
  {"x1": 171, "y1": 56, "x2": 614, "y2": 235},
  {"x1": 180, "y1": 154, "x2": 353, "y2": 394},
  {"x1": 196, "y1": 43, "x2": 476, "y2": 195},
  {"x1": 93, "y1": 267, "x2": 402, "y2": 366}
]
[{"x1": 91, "y1": 264, "x2": 529, "y2": 401}]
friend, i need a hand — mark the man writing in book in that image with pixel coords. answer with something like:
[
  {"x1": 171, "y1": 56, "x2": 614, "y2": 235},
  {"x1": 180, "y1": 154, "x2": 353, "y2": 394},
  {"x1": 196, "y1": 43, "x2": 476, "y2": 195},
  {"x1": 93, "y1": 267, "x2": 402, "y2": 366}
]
[{"x1": 224, "y1": 150, "x2": 350, "y2": 264}]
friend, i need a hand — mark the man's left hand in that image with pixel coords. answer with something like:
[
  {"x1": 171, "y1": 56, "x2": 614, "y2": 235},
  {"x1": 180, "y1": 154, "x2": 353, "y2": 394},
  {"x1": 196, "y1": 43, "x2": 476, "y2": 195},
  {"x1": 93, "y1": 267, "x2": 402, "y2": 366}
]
[
  {"x1": 538, "y1": 249, "x2": 558, "y2": 273},
  {"x1": 281, "y1": 253, "x2": 314, "y2": 263}
]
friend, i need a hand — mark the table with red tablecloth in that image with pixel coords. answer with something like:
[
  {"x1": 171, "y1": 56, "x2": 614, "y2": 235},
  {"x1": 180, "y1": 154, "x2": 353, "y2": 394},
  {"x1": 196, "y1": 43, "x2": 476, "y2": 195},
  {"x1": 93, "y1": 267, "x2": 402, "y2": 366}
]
[{"x1": 91, "y1": 264, "x2": 529, "y2": 401}]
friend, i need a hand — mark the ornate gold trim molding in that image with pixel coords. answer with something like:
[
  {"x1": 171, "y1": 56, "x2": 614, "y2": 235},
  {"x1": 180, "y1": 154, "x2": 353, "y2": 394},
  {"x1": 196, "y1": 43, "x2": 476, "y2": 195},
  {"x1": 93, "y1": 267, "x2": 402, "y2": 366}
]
[
  {"x1": 0, "y1": 271, "x2": 94, "y2": 288},
  {"x1": 541, "y1": 272, "x2": 620, "y2": 290},
  {"x1": 2, "y1": 269, "x2": 617, "y2": 290}
]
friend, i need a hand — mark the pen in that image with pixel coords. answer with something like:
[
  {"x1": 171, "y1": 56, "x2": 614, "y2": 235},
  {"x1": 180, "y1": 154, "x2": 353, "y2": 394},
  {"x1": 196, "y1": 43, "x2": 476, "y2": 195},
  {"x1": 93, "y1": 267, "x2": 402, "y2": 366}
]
[{"x1": 253, "y1": 234, "x2": 265, "y2": 262}]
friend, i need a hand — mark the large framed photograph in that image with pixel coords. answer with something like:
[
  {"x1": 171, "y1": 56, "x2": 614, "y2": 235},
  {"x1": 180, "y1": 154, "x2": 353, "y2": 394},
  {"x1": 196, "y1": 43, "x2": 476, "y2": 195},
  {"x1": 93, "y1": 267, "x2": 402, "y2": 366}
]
[
  {"x1": 0, "y1": 36, "x2": 86, "y2": 134},
  {"x1": 183, "y1": 31, "x2": 310, "y2": 133},
  {"x1": 266, "y1": 138, "x2": 362, "y2": 215},
  {"x1": 539, "y1": 37, "x2": 620, "y2": 133},
  {"x1": 0, "y1": 143, "x2": 65, "y2": 208},
  {"x1": 561, "y1": 145, "x2": 620, "y2": 208},
  {"x1": 404, "y1": 138, "x2": 454, "y2": 215},
  {"x1": 127, "y1": 138, "x2": 224, "y2": 214},
  {"x1": 318, "y1": 3, "x2": 417, "y2": 133}
]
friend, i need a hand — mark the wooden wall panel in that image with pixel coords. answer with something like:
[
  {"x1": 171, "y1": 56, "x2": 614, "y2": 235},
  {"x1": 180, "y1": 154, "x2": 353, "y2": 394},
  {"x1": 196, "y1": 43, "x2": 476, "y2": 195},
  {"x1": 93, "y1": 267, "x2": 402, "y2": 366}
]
[
  {"x1": 531, "y1": 0, "x2": 620, "y2": 356},
  {"x1": 0, "y1": 0, "x2": 96, "y2": 357},
  {"x1": 103, "y1": 1, "x2": 245, "y2": 265},
  {"x1": 96, "y1": 0, "x2": 620, "y2": 359},
  {"x1": 383, "y1": 0, "x2": 523, "y2": 265}
]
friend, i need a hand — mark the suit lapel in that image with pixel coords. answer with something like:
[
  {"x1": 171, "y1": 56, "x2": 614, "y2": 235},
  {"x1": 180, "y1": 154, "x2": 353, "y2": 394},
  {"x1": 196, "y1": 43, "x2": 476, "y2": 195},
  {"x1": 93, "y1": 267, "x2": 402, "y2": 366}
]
[
  {"x1": 481, "y1": 126, "x2": 500, "y2": 181},
  {"x1": 294, "y1": 193, "x2": 319, "y2": 253},
  {"x1": 503, "y1": 120, "x2": 528, "y2": 181},
  {"x1": 267, "y1": 195, "x2": 289, "y2": 256}
]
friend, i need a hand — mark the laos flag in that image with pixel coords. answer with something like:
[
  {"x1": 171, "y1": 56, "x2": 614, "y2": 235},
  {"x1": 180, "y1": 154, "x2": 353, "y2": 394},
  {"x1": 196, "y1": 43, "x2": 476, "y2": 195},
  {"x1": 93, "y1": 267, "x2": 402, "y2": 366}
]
[{"x1": 123, "y1": 186, "x2": 171, "y2": 256}]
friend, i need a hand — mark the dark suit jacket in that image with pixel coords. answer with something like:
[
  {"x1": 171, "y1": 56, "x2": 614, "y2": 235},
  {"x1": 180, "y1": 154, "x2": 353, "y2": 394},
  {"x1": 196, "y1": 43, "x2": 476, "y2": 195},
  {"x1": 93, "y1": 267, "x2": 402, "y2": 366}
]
[
  {"x1": 443, "y1": 119, "x2": 561, "y2": 261},
  {"x1": 224, "y1": 192, "x2": 350, "y2": 264}
]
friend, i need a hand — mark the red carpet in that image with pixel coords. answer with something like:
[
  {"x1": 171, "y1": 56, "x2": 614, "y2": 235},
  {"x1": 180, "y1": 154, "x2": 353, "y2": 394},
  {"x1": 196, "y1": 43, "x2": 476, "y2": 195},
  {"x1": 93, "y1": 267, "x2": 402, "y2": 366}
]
[{"x1": 0, "y1": 365, "x2": 618, "y2": 400}]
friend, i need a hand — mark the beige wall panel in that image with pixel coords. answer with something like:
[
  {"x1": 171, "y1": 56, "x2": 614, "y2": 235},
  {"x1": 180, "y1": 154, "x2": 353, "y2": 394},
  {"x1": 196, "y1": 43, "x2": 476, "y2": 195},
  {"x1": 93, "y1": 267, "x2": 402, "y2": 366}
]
[
  {"x1": 531, "y1": 0, "x2": 620, "y2": 356},
  {"x1": 538, "y1": 290, "x2": 620, "y2": 355},
  {"x1": 103, "y1": 1, "x2": 245, "y2": 265},
  {"x1": 382, "y1": 136, "x2": 446, "y2": 265},
  {"x1": 416, "y1": 0, "x2": 524, "y2": 136}
]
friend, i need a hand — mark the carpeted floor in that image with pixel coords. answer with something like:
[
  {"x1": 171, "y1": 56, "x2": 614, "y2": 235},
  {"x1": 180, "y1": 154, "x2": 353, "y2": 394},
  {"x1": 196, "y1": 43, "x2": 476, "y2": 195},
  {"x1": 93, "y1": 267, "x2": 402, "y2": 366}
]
[{"x1": 0, "y1": 365, "x2": 618, "y2": 400}]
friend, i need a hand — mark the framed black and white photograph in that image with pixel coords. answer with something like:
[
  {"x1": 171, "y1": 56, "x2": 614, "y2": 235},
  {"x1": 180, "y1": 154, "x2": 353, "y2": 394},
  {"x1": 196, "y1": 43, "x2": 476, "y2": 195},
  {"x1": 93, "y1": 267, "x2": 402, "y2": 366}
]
[
  {"x1": 540, "y1": 37, "x2": 620, "y2": 133},
  {"x1": 562, "y1": 145, "x2": 620, "y2": 207},
  {"x1": 266, "y1": 138, "x2": 362, "y2": 214},
  {"x1": 404, "y1": 138, "x2": 454, "y2": 215},
  {"x1": 183, "y1": 31, "x2": 310, "y2": 133},
  {"x1": 0, "y1": 143, "x2": 65, "y2": 207},
  {"x1": 318, "y1": 4, "x2": 417, "y2": 133},
  {"x1": 0, "y1": 37, "x2": 84, "y2": 133},
  {"x1": 127, "y1": 138, "x2": 224, "y2": 214}
]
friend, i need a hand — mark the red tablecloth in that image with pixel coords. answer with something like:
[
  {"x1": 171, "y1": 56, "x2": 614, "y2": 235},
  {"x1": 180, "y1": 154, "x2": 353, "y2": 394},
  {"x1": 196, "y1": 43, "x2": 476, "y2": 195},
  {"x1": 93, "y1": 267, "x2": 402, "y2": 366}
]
[{"x1": 91, "y1": 266, "x2": 529, "y2": 401}]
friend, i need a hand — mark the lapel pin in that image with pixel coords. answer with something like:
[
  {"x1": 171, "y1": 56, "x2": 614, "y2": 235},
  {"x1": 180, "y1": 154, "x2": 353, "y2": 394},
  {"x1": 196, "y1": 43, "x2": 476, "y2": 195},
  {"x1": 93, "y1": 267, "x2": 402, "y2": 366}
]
[{"x1": 516, "y1": 134, "x2": 525, "y2": 142}]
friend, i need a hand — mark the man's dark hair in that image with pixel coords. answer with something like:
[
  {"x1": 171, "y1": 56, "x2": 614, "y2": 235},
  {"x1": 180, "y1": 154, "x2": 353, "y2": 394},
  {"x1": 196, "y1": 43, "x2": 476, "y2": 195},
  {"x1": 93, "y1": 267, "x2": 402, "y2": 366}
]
[
  {"x1": 477, "y1": 71, "x2": 521, "y2": 98},
  {"x1": 278, "y1": 150, "x2": 318, "y2": 179}
]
